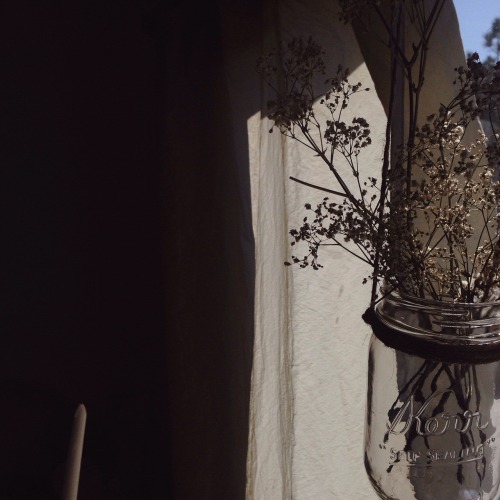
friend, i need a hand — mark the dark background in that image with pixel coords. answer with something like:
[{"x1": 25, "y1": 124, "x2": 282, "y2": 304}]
[{"x1": 0, "y1": 0, "x2": 254, "y2": 498}]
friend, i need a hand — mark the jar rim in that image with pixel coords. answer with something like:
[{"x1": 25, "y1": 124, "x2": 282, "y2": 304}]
[
  {"x1": 375, "y1": 291, "x2": 500, "y2": 346},
  {"x1": 391, "y1": 290, "x2": 500, "y2": 308}
]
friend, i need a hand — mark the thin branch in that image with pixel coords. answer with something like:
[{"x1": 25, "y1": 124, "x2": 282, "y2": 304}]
[{"x1": 289, "y1": 176, "x2": 347, "y2": 197}]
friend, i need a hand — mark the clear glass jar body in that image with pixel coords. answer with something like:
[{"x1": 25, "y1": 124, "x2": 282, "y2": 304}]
[{"x1": 365, "y1": 293, "x2": 500, "y2": 500}]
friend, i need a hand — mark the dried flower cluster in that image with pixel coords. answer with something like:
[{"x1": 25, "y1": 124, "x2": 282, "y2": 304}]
[{"x1": 259, "y1": 36, "x2": 500, "y2": 303}]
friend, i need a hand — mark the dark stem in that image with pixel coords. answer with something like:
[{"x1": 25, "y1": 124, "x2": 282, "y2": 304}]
[
  {"x1": 289, "y1": 176, "x2": 347, "y2": 198},
  {"x1": 370, "y1": 3, "x2": 402, "y2": 307}
]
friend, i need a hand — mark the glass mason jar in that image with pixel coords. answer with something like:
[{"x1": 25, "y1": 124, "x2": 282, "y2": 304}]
[{"x1": 364, "y1": 292, "x2": 500, "y2": 500}]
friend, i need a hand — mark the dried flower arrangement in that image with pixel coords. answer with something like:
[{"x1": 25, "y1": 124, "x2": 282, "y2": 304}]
[{"x1": 258, "y1": 1, "x2": 500, "y2": 306}]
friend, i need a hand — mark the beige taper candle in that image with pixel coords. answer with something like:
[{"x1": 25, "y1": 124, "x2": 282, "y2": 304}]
[{"x1": 61, "y1": 404, "x2": 87, "y2": 500}]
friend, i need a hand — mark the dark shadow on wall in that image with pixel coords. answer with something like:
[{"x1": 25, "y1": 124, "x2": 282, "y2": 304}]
[{"x1": 0, "y1": 0, "x2": 255, "y2": 498}]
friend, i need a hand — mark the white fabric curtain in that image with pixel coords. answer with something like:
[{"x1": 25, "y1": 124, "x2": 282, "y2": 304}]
[
  {"x1": 245, "y1": 2, "x2": 384, "y2": 497},
  {"x1": 222, "y1": 0, "x2": 468, "y2": 498}
]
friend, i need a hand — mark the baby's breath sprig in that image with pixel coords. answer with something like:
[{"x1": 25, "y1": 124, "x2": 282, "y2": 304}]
[{"x1": 259, "y1": 34, "x2": 500, "y2": 304}]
